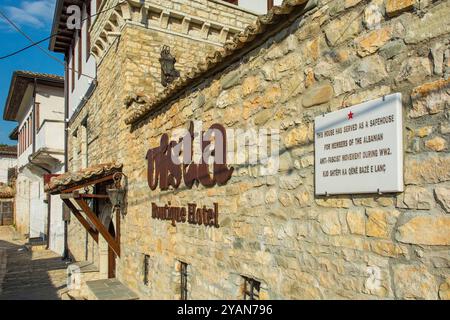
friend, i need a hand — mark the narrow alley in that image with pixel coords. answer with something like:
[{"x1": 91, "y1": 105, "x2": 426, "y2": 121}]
[{"x1": 0, "y1": 226, "x2": 68, "y2": 300}]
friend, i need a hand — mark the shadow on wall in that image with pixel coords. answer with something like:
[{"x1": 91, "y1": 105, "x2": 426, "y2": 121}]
[{"x1": 0, "y1": 239, "x2": 67, "y2": 300}]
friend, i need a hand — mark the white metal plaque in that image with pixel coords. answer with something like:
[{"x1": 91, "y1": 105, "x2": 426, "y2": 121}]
[{"x1": 314, "y1": 93, "x2": 403, "y2": 195}]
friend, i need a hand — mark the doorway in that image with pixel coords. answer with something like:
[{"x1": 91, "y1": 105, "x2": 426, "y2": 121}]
[
  {"x1": 0, "y1": 201, "x2": 13, "y2": 225},
  {"x1": 108, "y1": 221, "x2": 116, "y2": 279}
]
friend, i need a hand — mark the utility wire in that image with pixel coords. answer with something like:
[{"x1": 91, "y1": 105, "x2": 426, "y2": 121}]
[
  {"x1": 0, "y1": 35, "x2": 54, "y2": 60},
  {"x1": 0, "y1": 1, "x2": 126, "y2": 64},
  {"x1": 0, "y1": 9, "x2": 98, "y2": 79}
]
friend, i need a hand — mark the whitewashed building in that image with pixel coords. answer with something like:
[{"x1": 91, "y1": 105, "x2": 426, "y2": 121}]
[
  {"x1": 0, "y1": 146, "x2": 16, "y2": 185},
  {"x1": 3, "y1": 71, "x2": 66, "y2": 255}
]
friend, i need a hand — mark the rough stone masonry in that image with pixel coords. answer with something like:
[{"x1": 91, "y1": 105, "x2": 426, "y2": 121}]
[{"x1": 66, "y1": 0, "x2": 450, "y2": 299}]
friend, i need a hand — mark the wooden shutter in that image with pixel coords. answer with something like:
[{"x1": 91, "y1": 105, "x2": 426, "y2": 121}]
[
  {"x1": 86, "y1": 1, "x2": 91, "y2": 61},
  {"x1": 35, "y1": 102, "x2": 40, "y2": 132},
  {"x1": 71, "y1": 45, "x2": 75, "y2": 92},
  {"x1": 78, "y1": 29, "x2": 82, "y2": 78}
]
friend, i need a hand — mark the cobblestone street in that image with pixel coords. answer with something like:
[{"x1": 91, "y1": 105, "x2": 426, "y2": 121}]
[{"x1": 0, "y1": 226, "x2": 68, "y2": 300}]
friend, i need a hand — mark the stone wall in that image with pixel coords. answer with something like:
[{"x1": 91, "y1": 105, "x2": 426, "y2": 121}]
[
  {"x1": 67, "y1": 0, "x2": 257, "y2": 269},
  {"x1": 68, "y1": 0, "x2": 450, "y2": 299},
  {"x1": 90, "y1": 0, "x2": 257, "y2": 97}
]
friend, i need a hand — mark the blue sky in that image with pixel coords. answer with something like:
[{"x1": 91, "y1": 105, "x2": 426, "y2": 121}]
[{"x1": 0, "y1": 0, "x2": 64, "y2": 145}]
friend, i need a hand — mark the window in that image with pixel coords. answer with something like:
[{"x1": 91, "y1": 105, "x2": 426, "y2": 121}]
[
  {"x1": 72, "y1": 129, "x2": 78, "y2": 172},
  {"x1": 25, "y1": 119, "x2": 29, "y2": 148},
  {"x1": 23, "y1": 123, "x2": 26, "y2": 149},
  {"x1": 180, "y1": 261, "x2": 188, "y2": 300},
  {"x1": 71, "y1": 45, "x2": 75, "y2": 92},
  {"x1": 18, "y1": 129, "x2": 21, "y2": 155},
  {"x1": 35, "y1": 102, "x2": 40, "y2": 132},
  {"x1": 78, "y1": 29, "x2": 82, "y2": 79},
  {"x1": 80, "y1": 118, "x2": 88, "y2": 168},
  {"x1": 143, "y1": 254, "x2": 150, "y2": 285},
  {"x1": 86, "y1": 1, "x2": 91, "y2": 61},
  {"x1": 243, "y1": 276, "x2": 260, "y2": 300},
  {"x1": 22, "y1": 127, "x2": 24, "y2": 153},
  {"x1": 27, "y1": 119, "x2": 30, "y2": 147},
  {"x1": 28, "y1": 116, "x2": 32, "y2": 147}
]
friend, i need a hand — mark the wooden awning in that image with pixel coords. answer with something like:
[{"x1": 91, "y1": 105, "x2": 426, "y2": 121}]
[
  {"x1": 45, "y1": 163, "x2": 123, "y2": 257},
  {"x1": 45, "y1": 162, "x2": 123, "y2": 194}
]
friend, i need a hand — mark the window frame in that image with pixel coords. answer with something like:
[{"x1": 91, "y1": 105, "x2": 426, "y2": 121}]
[
  {"x1": 71, "y1": 44, "x2": 75, "y2": 92},
  {"x1": 35, "y1": 102, "x2": 40, "y2": 133},
  {"x1": 143, "y1": 254, "x2": 150, "y2": 285},
  {"x1": 243, "y1": 276, "x2": 261, "y2": 300},
  {"x1": 78, "y1": 28, "x2": 83, "y2": 79},
  {"x1": 86, "y1": 1, "x2": 91, "y2": 62},
  {"x1": 180, "y1": 261, "x2": 188, "y2": 300}
]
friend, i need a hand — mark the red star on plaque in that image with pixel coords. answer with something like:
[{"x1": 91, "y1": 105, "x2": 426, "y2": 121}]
[{"x1": 348, "y1": 111, "x2": 354, "y2": 120}]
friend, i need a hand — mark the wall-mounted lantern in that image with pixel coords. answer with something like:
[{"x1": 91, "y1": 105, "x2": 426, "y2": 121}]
[
  {"x1": 107, "y1": 172, "x2": 127, "y2": 215},
  {"x1": 160, "y1": 45, "x2": 180, "y2": 87}
]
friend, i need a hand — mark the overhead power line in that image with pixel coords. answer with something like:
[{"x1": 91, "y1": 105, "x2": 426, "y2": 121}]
[
  {"x1": 0, "y1": 9, "x2": 93, "y2": 78},
  {"x1": 0, "y1": 1, "x2": 126, "y2": 62}
]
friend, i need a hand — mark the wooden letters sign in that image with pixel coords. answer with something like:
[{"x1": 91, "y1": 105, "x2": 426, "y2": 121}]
[
  {"x1": 146, "y1": 122, "x2": 234, "y2": 191},
  {"x1": 152, "y1": 202, "x2": 219, "y2": 228}
]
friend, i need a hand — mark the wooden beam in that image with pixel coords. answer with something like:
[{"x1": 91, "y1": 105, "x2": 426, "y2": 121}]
[
  {"x1": 116, "y1": 208, "x2": 121, "y2": 247},
  {"x1": 61, "y1": 192, "x2": 109, "y2": 200},
  {"x1": 79, "y1": 194, "x2": 110, "y2": 199},
  {"x1": 75, "y1": 198, "x2": 120, "y2": 257},
  {"x1": 60, "y1": 193, "x2": 75, "y2": 200},
  {"x1": 62, "y1": 198, "x2": 99, "y2": 243},
  {"x1": 60, "y1": 174, "x2": 115, "y2": 194}
]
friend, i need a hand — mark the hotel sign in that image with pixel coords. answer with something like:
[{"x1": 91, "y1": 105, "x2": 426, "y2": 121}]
[
  {"x1": 152, "y1": 202, "x2": 219, "y2": 228},
  {"x1": 314, "y1": 93, "x2": 404, "y2": 195},
  {"x1": 146, "y1": 122, "x2": 233, "y2": 191}
]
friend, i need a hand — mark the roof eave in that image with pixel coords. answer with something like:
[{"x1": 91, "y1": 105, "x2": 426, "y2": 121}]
[
  {"x1": 9, "y1": 126, "x2": 18, "y2": 140},
  {"x1": 3, "y1": 72, "x2": 20, "y2": 121},
  {"x1": 3, "y1": 71, "x2": 65, "y2": 122},
  {"x1": 49, "y1": 0, "x2": 65, "y2": 52}
]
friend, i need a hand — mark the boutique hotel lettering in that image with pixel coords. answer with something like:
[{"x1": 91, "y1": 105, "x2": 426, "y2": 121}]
[{"x1": 3, "y1": 0, "x2": 446, "y2": 300}]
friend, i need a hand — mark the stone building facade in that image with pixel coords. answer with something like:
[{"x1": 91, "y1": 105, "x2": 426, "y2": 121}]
[
  {"x1": 50, "y1": 0, "x2": 450, "y2": 299},
  {"x1": 57, "y1": 0, "x2": 260, "y2": 278}
]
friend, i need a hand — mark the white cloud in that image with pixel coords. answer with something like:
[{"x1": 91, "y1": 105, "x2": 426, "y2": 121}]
[{"x1": 1, "y1": 0, "x2": 55, "y2": 29}]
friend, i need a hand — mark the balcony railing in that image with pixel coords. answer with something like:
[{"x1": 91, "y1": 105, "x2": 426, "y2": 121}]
[{"x1": 35, "y1": 120, "x2": 65, "y2": 153}]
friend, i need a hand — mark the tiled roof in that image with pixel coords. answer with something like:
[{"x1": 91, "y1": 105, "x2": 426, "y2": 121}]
[
  {"x1": 124, "y1": 0, "x2": 310, "y2": 125},
  {"x1": 0, "y1": 183, "x2": 14, "y2": 199},
  {"x1": 0, "y1": 145, "x2": 17, "y2": 156},
  {"x1": 45, "y1": 163, "x2": 123, "y2": 193},
  {"x1": 3, "y1": 70, "x2": 64, "y2": 121},
  {"x1": 13, "y1": 70, "x2": 64, "y2": 82}
]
